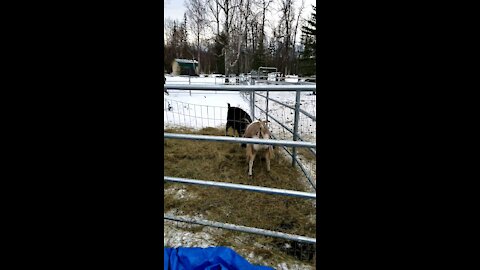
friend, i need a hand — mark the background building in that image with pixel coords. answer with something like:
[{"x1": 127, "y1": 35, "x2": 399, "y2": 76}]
[{"x1": 172, "y1": 59, "x2": 199, "y2": 76}]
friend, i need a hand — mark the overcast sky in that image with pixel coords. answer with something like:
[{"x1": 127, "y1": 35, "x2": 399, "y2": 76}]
[
  {"x1": 164, "y1": 0, "x2": 187, "y2": 23},
  {"x1": 164, "y1": 0, "x2": 316, "y2": 43}
]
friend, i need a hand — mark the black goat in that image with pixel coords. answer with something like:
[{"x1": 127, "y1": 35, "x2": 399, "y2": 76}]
[
  {"x1": 164, "y1": 76, "x2": 169, "y2": 95},
  {"x1": 226, "y1": 103, "x2": 252, "y2": 137}
]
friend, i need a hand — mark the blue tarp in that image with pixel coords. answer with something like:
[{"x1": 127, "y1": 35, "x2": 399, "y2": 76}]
[{"x1": 164, "y1": 247, "x2": 273, "y2": 270}]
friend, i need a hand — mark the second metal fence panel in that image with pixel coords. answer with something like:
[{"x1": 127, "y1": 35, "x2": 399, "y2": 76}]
[
  {"x1": 164, "y1": 176, "x2": 316, "y2": 199},
  {"x1": 164, "y1": 133, "x2": 316, "y2": 148}
]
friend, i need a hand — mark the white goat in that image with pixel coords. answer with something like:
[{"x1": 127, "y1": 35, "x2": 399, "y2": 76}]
[{"x1": 243, "y1": 120, "x2": 274, "y2": 177}]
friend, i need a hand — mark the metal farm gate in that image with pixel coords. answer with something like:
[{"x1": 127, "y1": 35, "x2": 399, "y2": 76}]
[{"x1": 163, "y1": 84, "x2": 317, "y2": 267}]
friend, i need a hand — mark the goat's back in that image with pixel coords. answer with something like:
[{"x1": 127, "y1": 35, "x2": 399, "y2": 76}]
[
  {"x1": 227, "y1": 106, "x2": 250, "y2": 120},
  {"x1": 244, "y1": 121, "x2": 271, "y2": 138}
]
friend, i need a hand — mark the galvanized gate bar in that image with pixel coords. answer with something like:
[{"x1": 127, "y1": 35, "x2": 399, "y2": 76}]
[
  {"x1": 255, "y1": 93, "x2": 295, "y2": 110},
  {"x1": 305, "y1": 146, "x2": 317, "y2": 156},
  {"x1": 164, "y1": 133, "x2": 316, "y2": 148},
  {"x1": 298, "y1": 107, "x2": 316, "y2": 122},
  {"x1": 251, "y1": 91, "x2": 255, "y2": 120},
  {"x1": 254, "y1": 104, "x2": 317, "y2": 157},
  {"x1": 164, "y1": 84, "x2": 316, "y2": 92},
  {"x1": 164, "y1": 176, "x2": 316, "y2": 199},
  {"x1": 164, "y1": 214, "x2": 316, "y2": 244},
  {"x1": 269, "y1": 133, "x2": 317, "y2": 191},
  {"x1": 280, "y1": 143, "x2": 317, "y2": 191},
  {"x1": 292, "y1": 90, "x2": 302, "y2": 166},
  {"x1": 265, "y1": 90, "x2": 269, "y2": 122},
  {"x1": 254, "y1": 104, "x2": 316, "y2": 156},
  {"x1": 254, "y1": 104, "x2": 295, "y2": 134},
  {"x1": 255, "y1": 93, "x2": 316, "y2": 122}
]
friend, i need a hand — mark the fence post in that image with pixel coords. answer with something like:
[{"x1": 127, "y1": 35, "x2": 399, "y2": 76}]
[
  {"x1": 251, "y1": 91, "x2": 255, "y2": 121},
  {"x1": 266, "y1": 89, "x2": 269, "y2": 122},
  {"x1": 251, "y1": 91, "x2": 255, "y2": 120},
  {"x1": 292, "y1": 89, "x2": 301, "y2": 166}
]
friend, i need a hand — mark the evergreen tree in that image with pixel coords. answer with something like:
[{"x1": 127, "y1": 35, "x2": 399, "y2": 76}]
[
  {"x1": 213, "y1": 32, "x2": 227, "y2": 74},
  {"x1": 299, "y1": 5, "x2": 316, "y2": 76},
  {"x1": 252, "y1": 41, "x2": 265, "y2": 70},
  {"x1": 302, "y1": 6, "x2": 316, "y2": 36}
]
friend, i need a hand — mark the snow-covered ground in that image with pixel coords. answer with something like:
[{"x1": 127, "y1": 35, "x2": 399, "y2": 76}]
[
  {"x1": 164, "y1": 78, "x2": 316, "y2": 142},
  {"x1": 163, "y1": 77, "x2": 316, "y2": 269}
]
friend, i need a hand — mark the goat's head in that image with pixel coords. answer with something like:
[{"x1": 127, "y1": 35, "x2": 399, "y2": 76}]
[{"x1": 253, "y1": 119, "x2": 271, "y2": 138}]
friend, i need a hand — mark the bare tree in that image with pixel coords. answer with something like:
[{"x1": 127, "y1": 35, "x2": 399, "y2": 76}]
[
  {"x1": 217, "y1": 0, "x2": 235, "y2": 75},
  {"x1": 291, "y1": 0, "x2": 305, "y2": 74},
  {"x1": 226, "y1": 0, "x2": 250, "y2": 74},
  {"x1": 186, "y1": 0, "x2": 207, "y2": 73},
  {"x1": 277, "y1": 0, "x2": 295, "y2": 75},
  {"x1": 260, "y1": 0, "x2": 274, "y2": 49},
  {"x1": 206, "y1": 0, "x2": 221, "y2": 37},
  {"x1": 249, "y1": 0, "x2": 274, "y2": 70},
  {"x1": 165, "y1": 0, "x2": 309, "y2": 76}
]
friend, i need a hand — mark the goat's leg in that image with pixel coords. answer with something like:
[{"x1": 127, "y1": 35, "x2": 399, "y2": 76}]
[
  {"x1": 248, "y1": 152, "x2": 256, "y2": 177},
  {"x1": 246, "y1": 146, "x2": 252, "y2": 173}
]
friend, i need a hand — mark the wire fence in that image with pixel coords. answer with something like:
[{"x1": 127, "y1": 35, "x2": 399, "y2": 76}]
[
  {"x1": 251, "y1": 89, "x2": 317, "y2": 191},
  {"x1": 253, "y1": 91, "x2": 316, "y2": 141},
  {"x1": 164, "y1": 75, "x2": 315, "y2": 86},
  {"x1": 165, "y1": 76, "x2": 246, "y2": 85},
  {"x1": 164, "y1": 90, "x2": 316, "y2": 137},
  {"x1": 164, "y1": 98, "x2": 228, "y2": 129}
]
